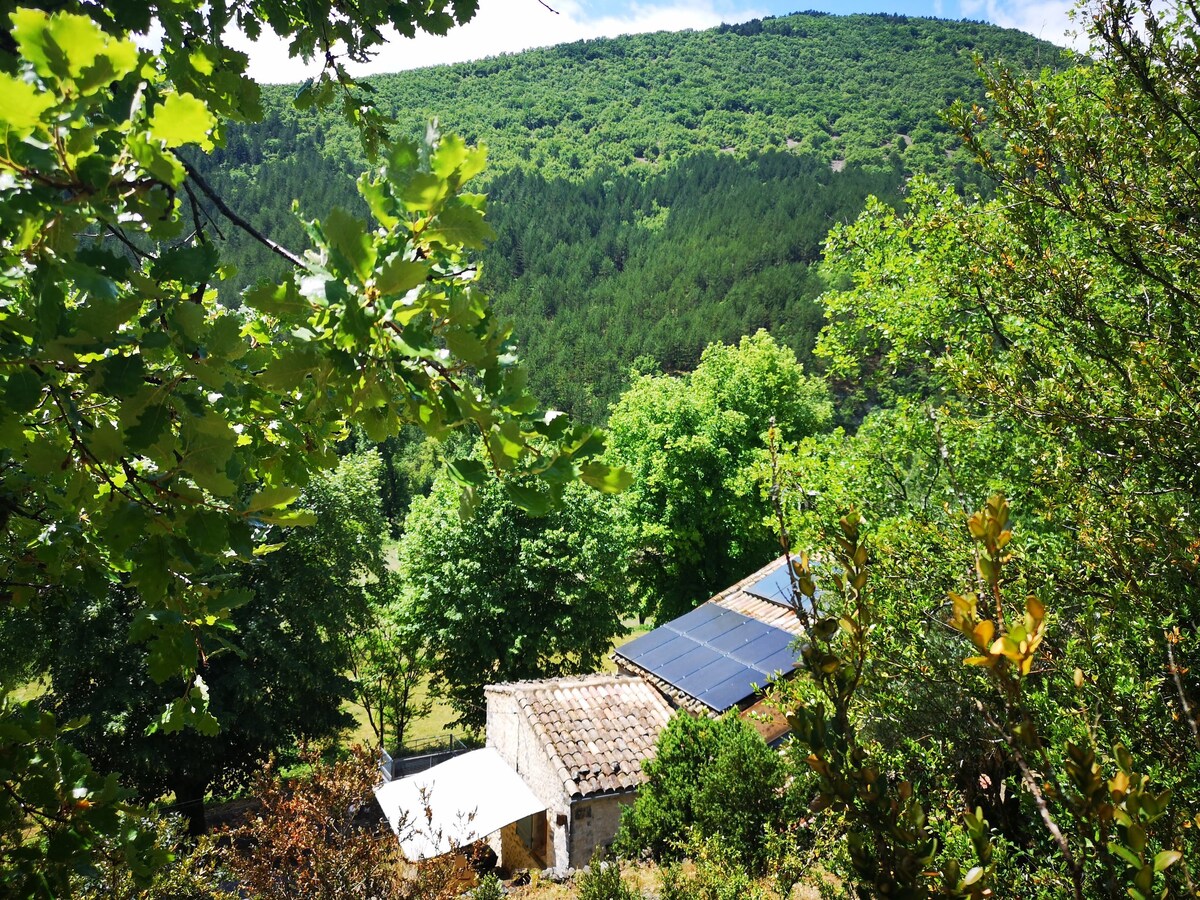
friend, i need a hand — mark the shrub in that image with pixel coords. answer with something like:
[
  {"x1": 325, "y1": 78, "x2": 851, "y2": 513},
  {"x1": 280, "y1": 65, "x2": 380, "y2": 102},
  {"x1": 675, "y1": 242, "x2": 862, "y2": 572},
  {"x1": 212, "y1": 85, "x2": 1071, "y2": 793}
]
[
  {"x1": 471, "y1": 873, "x2": 504, "y2": 900},
  {"x1": 656, "y1": 836, "x2": 770, "y2": 900},
  {"x1": 71, "y1": 815, "x2": 231, "y2": 900},
  {"x1": 613, "y1": 712, "x2": 789, "y2": 872},
  {"x1": 576, "y1": 857, "x2": 642, "y2": 900}
]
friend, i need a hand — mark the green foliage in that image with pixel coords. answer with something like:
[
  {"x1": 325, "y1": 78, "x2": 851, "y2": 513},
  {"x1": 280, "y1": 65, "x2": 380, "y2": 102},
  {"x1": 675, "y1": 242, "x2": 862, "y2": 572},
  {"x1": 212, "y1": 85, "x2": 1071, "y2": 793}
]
[
  {"x1": 349, "y1": 584, "x2": 434, "y2": 753},
  {"x1": 0, "y1": 0, "x2": 621, "y2": 882},
  {"x1": 399, "y1": 469, "x2": 624, "y2": 728},
  {"x1": 576, "y1": 859, "x2": 643, "y2": 900},
  {"x1": 0, "y1": 0, "x2": 614, "y2": 715},
  {"x1": 818, "y1": 1, "x2": 1200, "y2": 620},
  {"x1": 657, "y1": 838, "x2": 771, "y2": 900},
  {"x1": 71, "y1": 815, "x2": 232, "y2": 900},
  {"x1": 801, "y1": 3, "x2": 1200, "y2": 894},
  {"x1": 469, "y1": 873, "x2": 503, "y2": 900},
  {"x1": 607, "y1": 331, "x2": 830, "y2": 620},
  {"x1": 255, "y1": 12, "x2": 1062, "y2": 181},
  {"x1": 782, "y1": 511, "x2": 993, "y2": 900},
  {"x1": 778, "y1": 487, "x2": 1190, "y2": 898},
  {"x1": 198, "y1": 14, "x2": 1062, "y2": 419},
  {"x1": 0, "y1": 697, "x2": 167, "y2": 897},
  {"x1": 40, "y1": 451, "x2": 392, "y2": 831},
  {"x1": 947, "y1": 497, "x2": 1181, "y2": 900},
  {"x1": 482, "y1": 154, "x2": 904, "y2": 421},
  {"x1": 614, "y1": 713, "x2": 789, "y2": 874}
]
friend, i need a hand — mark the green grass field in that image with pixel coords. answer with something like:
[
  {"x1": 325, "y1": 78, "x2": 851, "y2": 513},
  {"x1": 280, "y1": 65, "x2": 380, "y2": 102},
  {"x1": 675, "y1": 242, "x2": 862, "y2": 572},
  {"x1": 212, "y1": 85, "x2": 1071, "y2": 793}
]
[
  {"x1": 341, "y1": 677, "x2": 466, "y2": 753},
  {"x1": 343, "y1": 621, "x2": 652, "y2": 754}
]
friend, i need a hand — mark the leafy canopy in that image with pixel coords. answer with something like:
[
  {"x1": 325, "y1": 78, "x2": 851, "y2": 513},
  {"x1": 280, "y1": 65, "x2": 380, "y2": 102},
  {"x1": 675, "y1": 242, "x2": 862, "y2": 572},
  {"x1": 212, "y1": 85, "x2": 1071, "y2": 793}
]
[
  {"x1": 614, "y1": 712, "x2": 792, "y2": 874},
  {"x1": 606, "y1": 330, "x2": 830, "y2": 621},
  {"x1": 0, "y1": 0, "x2": 623, "y2": 888},
  {"x1": 400, "y1": 469, "x2": 625, "y2": 729},
  {"x1": 774, "y1": 1, "x2": 1200, "y2": 894}
]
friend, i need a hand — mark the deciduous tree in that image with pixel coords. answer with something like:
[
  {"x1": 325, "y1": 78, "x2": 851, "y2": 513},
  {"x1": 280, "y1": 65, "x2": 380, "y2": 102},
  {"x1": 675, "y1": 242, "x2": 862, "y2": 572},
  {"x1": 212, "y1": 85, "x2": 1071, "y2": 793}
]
[
  {"x1": 349, "y1": 591, "x2": 434, "y2": 754},
  {"x1": 795, "y1": 1, "x2": 1200, "y2": 892},
  {"x1": 400, "y1": 471, "x2": 624, "y2": 728},
  {"x1": 0, "y1": 0, "x2": 623, "y2": 883},
  {"x1": 607, "y1": 331, "x2": 830, "y2": 621},
  {"x1": 40, "y1": 451, "x2": 392, "y2": 833}
]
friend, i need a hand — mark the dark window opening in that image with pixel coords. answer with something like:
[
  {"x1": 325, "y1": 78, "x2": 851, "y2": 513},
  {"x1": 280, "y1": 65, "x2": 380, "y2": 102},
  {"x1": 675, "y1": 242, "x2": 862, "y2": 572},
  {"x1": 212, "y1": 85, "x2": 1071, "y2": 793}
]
[{"x1": 516, "y1": 812, "x2": 548, "y2": 859}]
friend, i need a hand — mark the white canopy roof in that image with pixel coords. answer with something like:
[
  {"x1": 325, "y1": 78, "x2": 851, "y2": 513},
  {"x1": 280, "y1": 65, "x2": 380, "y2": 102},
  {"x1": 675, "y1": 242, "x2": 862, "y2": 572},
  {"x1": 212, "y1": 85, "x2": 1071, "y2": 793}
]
[{"x1": 374, "y1": 747, "x2": 546, "y2": 860}]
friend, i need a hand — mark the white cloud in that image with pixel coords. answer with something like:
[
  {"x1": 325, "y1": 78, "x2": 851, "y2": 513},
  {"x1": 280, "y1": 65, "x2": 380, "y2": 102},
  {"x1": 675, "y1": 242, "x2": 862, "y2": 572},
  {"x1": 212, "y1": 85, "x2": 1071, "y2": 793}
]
[
  {"x1": 229, "y1": 0, "x2": 762, "y2": 84},
  {"x1": 957, "y1": 0, "x2": 1086, "y2": 49}
]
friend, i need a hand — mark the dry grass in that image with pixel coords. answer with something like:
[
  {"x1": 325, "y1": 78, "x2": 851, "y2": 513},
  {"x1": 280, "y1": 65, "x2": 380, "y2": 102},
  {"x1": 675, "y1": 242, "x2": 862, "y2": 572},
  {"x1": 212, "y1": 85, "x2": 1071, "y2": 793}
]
[{"x1": 494, "y1": 860, "x2": 828, "y2": 899}]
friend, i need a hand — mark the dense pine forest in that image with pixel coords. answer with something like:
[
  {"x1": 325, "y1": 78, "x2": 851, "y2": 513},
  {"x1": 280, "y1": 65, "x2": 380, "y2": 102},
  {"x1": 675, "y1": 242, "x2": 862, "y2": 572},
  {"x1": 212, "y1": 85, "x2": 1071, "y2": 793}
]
[
  {"x1": 4, "y1": 1, "x2": 1200, "y2": 899},
  {"x1": 198, "y1": 12, "x2": 1060, "y2": 419}
]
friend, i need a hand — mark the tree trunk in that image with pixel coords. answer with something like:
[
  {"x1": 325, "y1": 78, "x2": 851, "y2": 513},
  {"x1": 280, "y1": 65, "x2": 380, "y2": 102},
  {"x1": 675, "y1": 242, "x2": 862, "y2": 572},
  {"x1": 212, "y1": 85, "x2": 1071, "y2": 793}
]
[{"x1": 171, "y1": 772, "x2": 210, "y2": 835}]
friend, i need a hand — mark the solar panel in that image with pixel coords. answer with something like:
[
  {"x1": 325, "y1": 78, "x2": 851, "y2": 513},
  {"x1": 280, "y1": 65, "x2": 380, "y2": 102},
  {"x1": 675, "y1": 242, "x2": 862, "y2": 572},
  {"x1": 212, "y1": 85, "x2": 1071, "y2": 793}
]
[
  {"x1": 670, "y1": 602, "x2": 725, "y2": 630},
  {"x1": 744, "y1": 558, "x2": 818, "y2": 614},
  {"x1": 657, "y1": 644, "x2": 717, "y2": 683},
  {"x1": 686, "y1": 655, "x2": 747, "y2": 687},
  {"x1": 739, "y1": 628, "x2": 796, "y2": 666},
  {"x1": 688, "y1": 613, "x2": 742, "y2": 644},
  {"x1": 634, "y1": 634, "x2": 695, "y2": 671},
  {"x1": 615, "y1": 627, "x2": 675, "y2": 661},
  {"x1": 614, "y1": 601, "x2": 799, "y2": 712},
  {"x1": 708, "y1": 620, "x2": 768, "y2": 654},
  {"x1": 698, "y1": 674, "x2": 764, "y2": 712},
  {"x1": 756, "y1": 644, "x2": 803, "y2": 675}
]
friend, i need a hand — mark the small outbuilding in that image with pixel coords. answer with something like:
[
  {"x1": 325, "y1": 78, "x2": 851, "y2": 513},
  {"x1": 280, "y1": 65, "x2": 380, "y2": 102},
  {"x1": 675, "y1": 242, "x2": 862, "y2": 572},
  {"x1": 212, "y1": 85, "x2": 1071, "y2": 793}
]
[
  {"x1": 484, "y1": 673, "x2": 674, "y2": 870},
  {"x1": 374, "y1": 747, "x2": 545, "y2": 859}
]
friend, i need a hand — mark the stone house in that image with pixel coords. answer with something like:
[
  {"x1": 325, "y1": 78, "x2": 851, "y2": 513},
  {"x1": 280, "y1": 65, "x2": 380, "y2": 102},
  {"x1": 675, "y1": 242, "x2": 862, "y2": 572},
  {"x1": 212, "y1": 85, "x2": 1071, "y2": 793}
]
[
  {"x1": 483, "y1": 673, "x2": 673, "y2": 870},
  {"x1": 479, "y1": 555, "x2": 804, "y2": 870}
]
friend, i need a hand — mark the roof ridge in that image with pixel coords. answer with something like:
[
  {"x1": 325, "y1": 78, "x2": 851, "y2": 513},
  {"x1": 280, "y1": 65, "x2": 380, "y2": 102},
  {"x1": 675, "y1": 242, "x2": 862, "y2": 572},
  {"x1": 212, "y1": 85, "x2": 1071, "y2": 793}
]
[
  {"x1": 708, "y1": 553, "x2": 792, "y2": 603},
  {"x1": 484, "y1": 672, "x2": 640, "y2": 693}
]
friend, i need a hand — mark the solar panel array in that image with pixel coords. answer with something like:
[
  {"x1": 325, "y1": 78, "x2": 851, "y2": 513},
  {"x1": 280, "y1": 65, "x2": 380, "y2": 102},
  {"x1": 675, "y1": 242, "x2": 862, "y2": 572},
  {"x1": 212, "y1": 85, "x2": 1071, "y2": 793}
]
[
  {"x1": 615, "y1": 603, "x2": 798, "y2": 712},
  {"x1": 744, "y1": 558, "x2": 816, "y2": 614}
]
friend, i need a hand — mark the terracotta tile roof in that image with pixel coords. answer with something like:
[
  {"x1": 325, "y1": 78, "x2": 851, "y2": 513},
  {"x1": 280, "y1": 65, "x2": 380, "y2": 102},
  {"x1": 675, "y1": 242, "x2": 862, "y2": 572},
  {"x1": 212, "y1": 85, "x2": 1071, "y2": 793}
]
[
  {"x1": 741, "y1": 695, "x2": 793, "y2": 746},
  {"x1": 487, "y1": 674, "x2": 674, "y2": 800},
  {"x1": 710, "y1": 555, "x2": 806, "y2": 636},
  {"x1": 613, "y1": 659, "x2": 709, "y2": 717}
]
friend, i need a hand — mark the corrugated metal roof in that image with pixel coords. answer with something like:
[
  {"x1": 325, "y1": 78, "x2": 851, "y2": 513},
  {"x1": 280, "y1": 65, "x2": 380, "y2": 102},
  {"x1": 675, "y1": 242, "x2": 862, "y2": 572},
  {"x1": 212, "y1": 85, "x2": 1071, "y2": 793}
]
[{"x1": 375, "y1": 748, "x2": 546, "y2": 860}]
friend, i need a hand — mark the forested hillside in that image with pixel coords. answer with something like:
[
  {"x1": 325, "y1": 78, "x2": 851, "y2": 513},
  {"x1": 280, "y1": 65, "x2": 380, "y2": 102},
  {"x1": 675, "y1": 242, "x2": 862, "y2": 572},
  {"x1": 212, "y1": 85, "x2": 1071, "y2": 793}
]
[
  {"x1": 274, "y1": 11, "x2": 1059, "y2": 177},
  {"x1": 7, "y1": 0, "x2": 1200, "y2": 895},
  {"x1": 200, "y1": 11, "x2": 1063, "y2": 419},
  {"x1": 483, "y1": 154, "x2": 905, "y2": 418}
]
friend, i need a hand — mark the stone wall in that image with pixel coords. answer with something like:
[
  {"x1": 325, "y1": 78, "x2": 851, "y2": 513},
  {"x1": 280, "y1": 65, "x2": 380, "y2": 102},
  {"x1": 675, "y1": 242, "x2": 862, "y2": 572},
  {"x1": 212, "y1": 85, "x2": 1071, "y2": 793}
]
[
  {"x1": 569, "y1": 793, "x2": 635, "y2": 869},
  {"x1": 497, "y1": 819, "x2": 544, "y2": 871},
  {"x1": 485, "y1": 686, "x2": 572, "y2": 869}
]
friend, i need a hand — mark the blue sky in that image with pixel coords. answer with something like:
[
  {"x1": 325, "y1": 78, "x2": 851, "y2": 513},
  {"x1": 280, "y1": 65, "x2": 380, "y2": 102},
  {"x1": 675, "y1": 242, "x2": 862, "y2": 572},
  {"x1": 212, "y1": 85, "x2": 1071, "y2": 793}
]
[{"x1": 233, "y1": 0, "x2": 1082, "y2": 83}]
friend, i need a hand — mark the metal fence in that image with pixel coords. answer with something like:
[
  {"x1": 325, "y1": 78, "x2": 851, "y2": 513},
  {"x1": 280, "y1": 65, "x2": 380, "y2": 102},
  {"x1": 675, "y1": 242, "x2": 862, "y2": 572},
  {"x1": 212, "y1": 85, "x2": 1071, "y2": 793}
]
[{"x1": 378, "y1": 734, "x2": 474, "y2": 782}]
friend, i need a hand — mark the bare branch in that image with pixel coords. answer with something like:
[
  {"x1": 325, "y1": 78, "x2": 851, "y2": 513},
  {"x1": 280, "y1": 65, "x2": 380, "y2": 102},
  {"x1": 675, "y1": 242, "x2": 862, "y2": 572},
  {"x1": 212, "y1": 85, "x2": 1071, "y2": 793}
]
[{"x1": 181, "y1": 161, "x2": 305, "y2": 269}]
